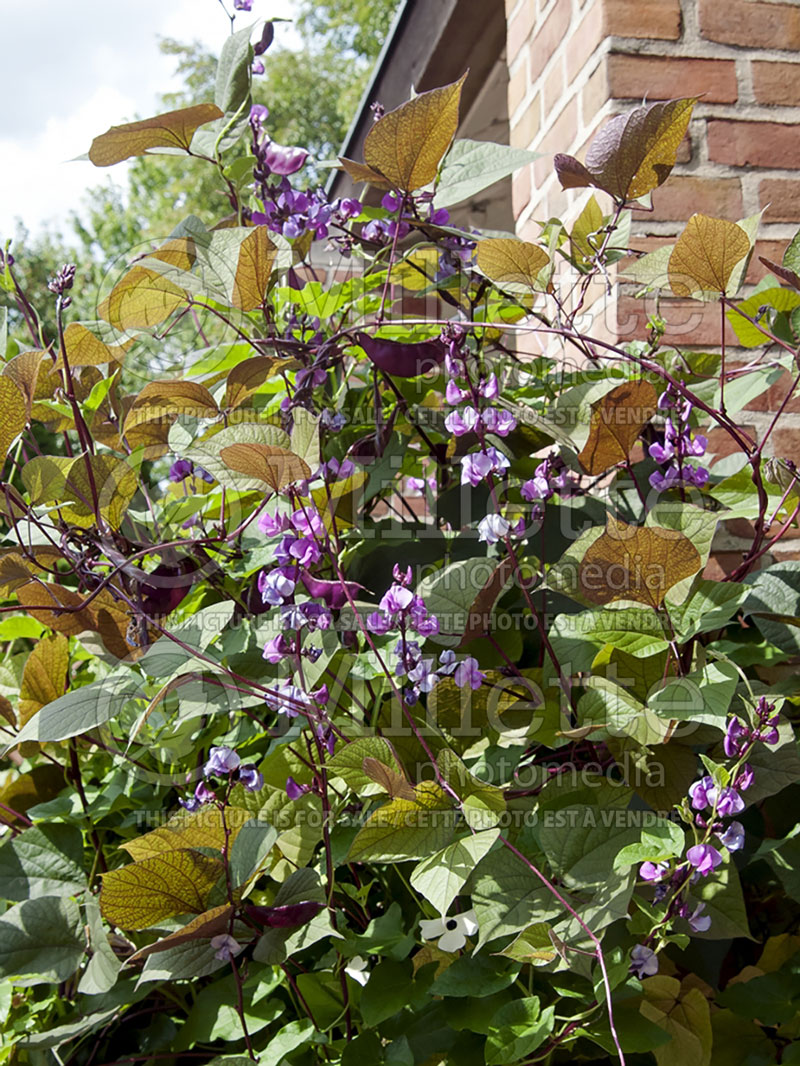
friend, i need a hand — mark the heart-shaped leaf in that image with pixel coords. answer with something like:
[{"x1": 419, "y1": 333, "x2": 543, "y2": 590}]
[
  {"x1": 60, "y1": 322, "x2": 132, "y2": 367},
  {"x1": 338, "y1": 158, "x2": 393, "y2": 188},
  {"x1": 124, "y1": 380, "x2": 218, "y2": 433},
  {"x1": 668, "y1": 214, "x2": 751, "y2": 299},
  {"x1": 578, "y1": 379, "x2": 657, "y2": 474},
  {"x1": 219, "y1": 443, "x2": 311, "y2": 491},
  {"x1": 363, "y1": 74, "x2": 467, "y2": 192},
  {"x1": 555, "y1": 98, "x2": 696, "y2": 202},
  {"x1": 224, "y1": 356, "x2": 286, "y2": 409},
  {"x1": 362, "y1": 757, "x2": 416, "y2": 800},
  {"x1": 578, "y1": 517, "x2": 701, "y2": 609},
  {"x1": 99, "y1": 266, "x2": 188, "y2": 331},
  {"x1": 128, "y1": 904, "x2": 235, "y2": 962},
  {"x1": 19, "y1": 633, "x2": 69, "y2": 729},
  {"x1": 99, "y1": 849, "x2": 225, "y2": 930},
  {"x1": 231, "y1": 227, "x2": 279, "y2": 311},
  {"x1": 476, "y1": 238, "x2": 550, "y2": 289},
  {"x1": 0, "y1": 378, "x2": 28, "y2": 465},
  {"x1": 89, "y1": 103, "x2": 224, "y2": 166}
]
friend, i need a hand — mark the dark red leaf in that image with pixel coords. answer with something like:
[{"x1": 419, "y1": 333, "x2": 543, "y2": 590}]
[{"x1": 356, "y1": 332, "x2": 445, "y2": 378}]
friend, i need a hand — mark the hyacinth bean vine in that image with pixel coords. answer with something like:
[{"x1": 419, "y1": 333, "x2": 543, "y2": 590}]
[{"x1": 1, "y1": 15, "x2": 800, "y2": 1066}]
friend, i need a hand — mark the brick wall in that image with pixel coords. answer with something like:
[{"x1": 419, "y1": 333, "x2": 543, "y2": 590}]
[{"x1": 504, "y1": 0, "x2": 800, "y2": 565}]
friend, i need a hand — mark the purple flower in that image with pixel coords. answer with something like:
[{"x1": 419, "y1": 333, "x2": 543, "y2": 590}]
[
  {"x1": 205, "y1": 747, "x2": 241, "y2": 777},
  {"x1": 258, "y1": 512, "x2": 290, "y2": 536},
  {"x1": 521, "y1": 475, "x2": 551, "y2": 502},
  {"x1": 169, "y1": 458, "x2": 194, "y2": 482},
  {"x1": 258, "y1": 568, "x2": 296, "y2": 605},
  {"x1": 409, "y1": 597, "x2": 439, "y2": 637},
  {"x1": 454, "y1": 657, "x2": 484, "y2": 691},
  {"x1": 688, "y1": 776, "x2": 714, "y2": 810},
  {"x1": 337, "y1": 198, "x2": 362, "y2": 219},
  {"x1": 286, "y1": 776, "x2": 308, "y2": 800},
  {"x1": 381, "y1": 191, "x2": 403, "y2": 212},
  {"x1": 444, "y1": 406, "x2": 480, "y2": 437},
  {"x1": 735, "y1": 764, "x2": 754, "y2": 791},
  {"x1": 639, "y1": 860, "x2": 669, "y2": 882},
  {"x1": 429, "y1": 207, "x2": 450, "y2": 226},
  {"x1": 724, "y1": 717, "x2": 749, "y2": 757},
  {"x1": 446, "y1": 380, "x2": 467, "y2": 405},
  {"x1": 210, "y1": 933, "x2": 242, "y2": 961},
  {"x1": 686, "y1": 843, "x2": 723, "y2": 876},
  {"x1": 322, "y1": 456, "x2": 355, "y2": 480},
  {"x1": 288, "y1": 537, "x2": 322, "y2": 567},
  {"x1": 480, "y1": 374, "x2": 499, "y2": 400},
  {"x1": 710, "y1": 786, "x2": 744, "y2": 817},
  {"x1": 233, "y1": 0, "x2": 253, "y2": 8},
  {"x1": 687, "y1": 903, "x2": 711, "y2": 932},
  {"x1": 179, "y1": 779, "x2": 216, "y2": 811},
  {"x1": 251, "y1": 59, "x2": 265, "y2": 75},
  {"x1": 380, "y1": 584, "x2": 414, "y2": 615},
  {"x1": 481, "y1": 408, "x2": 517, "y2": 437},
  {"x1": 460, "y1": 447, "x2": 510, "y2": 487},
  {"x1": 238, "y1": 765, "x2": 264, "y2": 792},
  {"x1": 717, "y1": 821, "x2": 745, "y2": 852},
  {"x1": 266, "y1": 682, "x2": 312, "y2": 718},
  {"x1": 478, "y1": 514, "x2": 511, "y2": 544},
  {"x1": 366, "y1": 610, "x2": 393, "y2": 635},
  {"x1": 263, "y1": 633, "x2": 294, "y2": 664},
  {"x1": 630, "y1": 945, "x2": 658, "y2": 978}
]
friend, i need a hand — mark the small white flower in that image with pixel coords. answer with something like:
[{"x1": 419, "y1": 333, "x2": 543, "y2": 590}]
[
  {"x1": 419, "y1": 909, "x2": 479, "y2": 952},
  {"x1": 477, "y1": 514, "x2": 510, "y2": 544},
  {"x1": 344, "y1": 955, "x2": 370, "y2": 985}
]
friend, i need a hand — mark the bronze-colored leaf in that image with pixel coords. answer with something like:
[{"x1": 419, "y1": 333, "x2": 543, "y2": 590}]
[
  {"x1": 121, "y1": 806, "x2": 249, "y2": 862},
  {"x1": 224, "y1": 356, "x2": 284, "y2": 410},
  {"x1": 148, "y1": 237, "x2": 197, "y2": 272},
  {"x1": 0, "y1": 378, "x2": 28, "y2": 465},
  {"x1": 58, "y1": 323, "x2": 131, "y2": 368},
  {"x1": 0, "y1": 765, "x2": 67, "y2": 826},
  {"x1": 476, "y1": 238, "x2": 550, "y2": 289},
  {"x1": 578, "y1": 517, "x2": 701, "y2": 609},
  {"x1": 16, "y1": 582, "x2": 96, "y2": 637},
  {"x1": 18, "y1": 633, "x2": 69, "y2": 728},
  {"x1": 127, "y1": 904, "x2": 235, "y2": 962},
  {"x1": 570, "y1": 194, "x2": 605, "y2": 269},
  {"x1": 363, "y1": 74, "x2": 467, "y2": 192},
  {"x1": 99, "y1": 849, "x2": 225, "y2": 930},
  {"x1": 555, "y1": 98, "x2": 697, "y2": 202},
  {"x1": 338, "y1": 158, "x2": 393, "y2": 188},
  {"x1": 459, "y1": 557, "x2": 515, "y2": 647},
  {"x1": 578, "y1": 379, "x2": 657, "y2": 474},
  {"x1": 1, "y1": 350, "x2": 45, "y2": 416},
  {"x1": 124, "y1": 380, "x2": 218, "y2": 434},
  {"x1": 99, "y1": 266, "x2": 188, "y2": 331},
  {"x1": 362, "y1": 757, "x2": 416, "y2": 800},
  {"x1": 668, "y1": 214, "x2": 751, "y2": 299},
  {"x1": 231, "y1": 227, "x2": 278, "y2": 311},
  {"x1": 219, "y1": 443, "x2": 311, "y2": 491},
  {"x1": 88, "y1": 103, "x2": 224, "y2": 167}
]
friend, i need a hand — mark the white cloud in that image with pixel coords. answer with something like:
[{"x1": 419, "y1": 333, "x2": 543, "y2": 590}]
[{"x1": 0, "y1": 0, "x2": 298, "y2": 241}]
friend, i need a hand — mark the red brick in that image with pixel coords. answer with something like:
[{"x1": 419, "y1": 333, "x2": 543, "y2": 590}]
[
  {"x1": 508, "y1": 0, "x2": 537, "y2": 64},
  {"x1": 566, "y1": 1, "x2": 605, "y2": 82},
  {"x1": 752, "y1": 61, "x2": 800, "y2": 107},
  {"x1": 635, "y1": 176, "x2": 743, "y2": 224},
  {"x1": 773, "y1": 427, "x2": 800, "y2": 460},
  {"x1": 511, "y1": 93, "x2": 541, "y2": 149},
  {"x1": 759, "y1": 179, "x2": 800, "y2": 223},
  {"x1": 616, "y1": 293, "x2": 740, "y2": 347},
  {"x1": 699, "y1": 0, "x2": 800, "y2": 49},
  {"x1": 583, "y1": 60, "x2": 608, "y2": 125},
  {"x1": 543, "y1": 58, "x2": 566, "y2": 117},
  {"x1": 532, "y1": 98, "x2": 579, "y2": 185},
  {"x1": 743, "y1": 369, "x2": 800, "y2": 414},
  {"x1": 603, "y1": 0, "x2": 681, "y2": 39},
  {"x1": 703, "y1": 552, "x2": 748, "y2": 580},
  {"x1": 708, "y1": 121, "x2": 800, "y2": 170},
  {"x1": 509, "y1": 55, "x2": 529, "y2": 116},
  {"x1": 746, "y1": 241, "x2": 786, "y2": 284},
  {"x1": 529, "y1": 1, "x2": 572, "y2": 84},
  {"x1": 607, "y1": 54, "x2": 737, "y2": 104},
  {"x1": 512, "y1": 165, "x2": 532, "y2": 220},
  {"x1": 706, "y1": 425, "x2": 758, "y2": 463}
]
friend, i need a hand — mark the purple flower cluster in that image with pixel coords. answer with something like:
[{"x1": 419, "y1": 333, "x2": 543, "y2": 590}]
[
  {"x1": 362, "y1": 191, "x2": 449, "y2": 245},
  {"x1": 724, "y1": 696, "x2": 780, "y2": 756},
  {"x1": 168, "y1": 458, "x2": 214, "y2": 484},
  {"x1": 365, "y1": 566, "x2": 484, "y2": 702},
  {"x1": 521, "y1": 454, "x2": 574, "y2": 503},
  {"x1": 445, "y1": 406, "x2": 516, "y2": 438},
  {"x1": 179, "y1": 746, "x2": 263, "y2": 812},
  {"x1": 265, "y1": 681, "x2": 328, "y2": 719},
  {"x1": 649, "y1": 385, "x2": 709, "y2": 491}
]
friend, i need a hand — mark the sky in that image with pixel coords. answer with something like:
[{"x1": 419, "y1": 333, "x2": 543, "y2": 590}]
[{"x1": 0, "y1": 0, "x2": 296, "y2": 242}]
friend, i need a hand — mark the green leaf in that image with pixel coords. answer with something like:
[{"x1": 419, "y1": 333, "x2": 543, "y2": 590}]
[
  {"x1": 410, "y1": 829, "x2": 499, "y2": 914},
  {"x1": 485, "y1": 997, "x2": 555, "y2": 1064},
  {"x1": 434, "y1": 139, "x2": 539, "y2": 209},
  {"x1": 538, "y1": 804, "x2": 642, "y2": 887},
  {"x1": 431, "y1": 953, "x2": 521, "y2": 998},
  {"x1": 8, "y1": 674, "x2": 141, "y2": 749},
  {"x1": 649, "y1": 661, "x2": 738, "y2": 727},
  {"x1": 183, "y1": 421, "x2": 291, "y2": 492},
  {"x1": 469, "y1": 848, "x2": 564, "y2": 947},
  {"x1": 687, "y1": 865, "x2": 753, "y2": 941},
  {"x1": 719, "y1": 971, "x2": 800, "y2": 1023},
  {"x1": 261, "y1": 1019, "x2": 316, "y2": 1062},
  {"x1": 77, "y1": 901, "x2": 122, "y2": 995},
  {"x1": 0, "y1": 897, "x2": 84, "y2": 983},
  {"x1": 348, "y1": 781, "x2": 456, "y2": 862},
  {"x1": 139, "y1": 939, "x2": 227, "y2": 983},
  {"x1": 727, "y1": 285, "x2": 800, "y2": 347},
  {"x1": 360, "y1": 960, "x2": 413, "y2": 1027},
  {"x1": 0, "y1": 823, "x2": 86, "y2": 900},
  {"x1": 228, "y1": 819, "x2": 278, "y2": 888},
  {"x1": 671, "y1": 580, "x2": 750, "y2": 640},
  {"x1": 290, "y1": 406, "x2": 321, "y2": 471},
  {"x1": 417, "y1": 558, "x2": 505, "y2": 647},
  {"x1": 328, "y1": 735, "x2": 406, "y2": 795}
]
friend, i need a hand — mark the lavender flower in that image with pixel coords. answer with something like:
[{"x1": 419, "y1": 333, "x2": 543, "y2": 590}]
[
  {"x1": 205, "y1": 747, "x2": 241, "y2": 777},
  {"x1": 478, "y1": 514, "x2": 511, "y2": 544},
  {"x1": 630, "y1": 945, "x2": 658, "y2": 978},
  {"x1": 169, "y1": 458, "x2": 194, "y2": 482},
  {"x1": 210, "y1": 933, "x2": 242, "y2": 961},
  {"x1": 717, "y1": 821, "x2": 745, "y2": 852},
  {"x1": 454, "y1": 657, "x2": 484, "y2": 690},
  {"x1": 687, "y1": 903, "x2": 711, "y2": 932},
  {"x1": 286, "y1": 776, "x2": 308, "y2": 800},
  {"x1": 639, "y1": 860, "x2": 669, "y2": 882},
  {"x1": 460, "y1": 447, "x2": 510, "y2": 487},
  {"x1": 686, "y1": 843, "x2": 723, "y2": 876}
]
